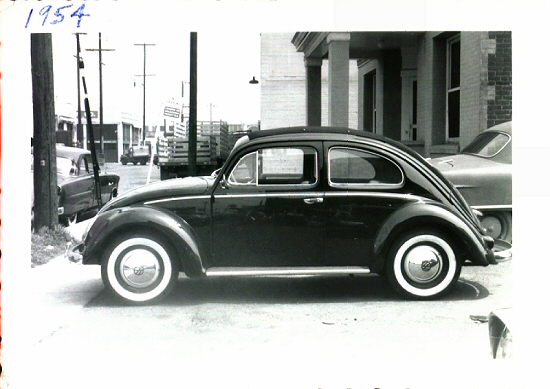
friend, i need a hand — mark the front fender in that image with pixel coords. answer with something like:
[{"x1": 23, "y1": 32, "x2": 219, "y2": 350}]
[
  {"x1": 82, "y1": 205, "x2": 206, "y2": 277},
  {"x1": 372, "y1": 201, "x2": 494, "y2": 273}
]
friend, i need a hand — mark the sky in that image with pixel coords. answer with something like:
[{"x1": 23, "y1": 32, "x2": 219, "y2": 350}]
[
  {"x1": 38, "y1": 26, "x2": 262, "y2": 128},
  {"x1": 52, "y1": 30, "x2": 262, "y2": 126}
]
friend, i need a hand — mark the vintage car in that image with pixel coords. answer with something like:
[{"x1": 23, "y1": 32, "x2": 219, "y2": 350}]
[
  {"x1": 67, "y1": 127, "x2": 496, "y2": 304},
  {"x1": 431, "y1": 122, "x2": 512, "y2": 242},
  {"x1": 32, "y1": 145, "x2": 120, "y2": 225}
]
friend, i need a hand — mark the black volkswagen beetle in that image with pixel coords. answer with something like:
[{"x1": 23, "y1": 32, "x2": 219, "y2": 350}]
[{"x1": 67, "y1": 127, "x2": 496, "y2": 304}]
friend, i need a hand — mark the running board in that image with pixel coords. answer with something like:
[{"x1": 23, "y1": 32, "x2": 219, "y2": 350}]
[{"x1": 205, "y1": 266, "x2": 371, "y2": 277}]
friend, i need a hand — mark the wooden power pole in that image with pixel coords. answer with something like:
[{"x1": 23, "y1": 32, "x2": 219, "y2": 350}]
[
  {"x1": 86, "y1": 33, "x2": 114, "y2": 154},
  {"x1": 188, "y1": 32, "x2": 197, "y2": 176},
  {"x1": 134, "y1": 43, "x2": 155, "y2": 145},
  {"x1": 31, "y1": 33, "x2": 58, "y2": 229}
]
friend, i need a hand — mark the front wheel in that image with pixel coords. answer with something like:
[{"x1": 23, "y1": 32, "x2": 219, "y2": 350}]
[
  {"x1": 101, "y1": 234, "x2": 179, "y2": 304},
  {"x1": 385, "y1": 230, "x2": 461, "y2": 300}
]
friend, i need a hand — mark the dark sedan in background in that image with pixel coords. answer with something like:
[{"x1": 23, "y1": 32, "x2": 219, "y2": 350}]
[
  {"x1": 32, "y1": 145, "x2": 120, "y2": 225},
  {"x1": 67, "y1": 127, "x2": 496, "y2": 304},
  {"x1": 432, "y1": 122, "x2": 512, "y2": 243}
]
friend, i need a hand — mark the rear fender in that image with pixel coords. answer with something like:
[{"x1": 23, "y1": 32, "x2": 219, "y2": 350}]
[
  {"x1": 82, "y1": 205, "x2": 206, "y2": 277},
  {"x1": 372, "y1": 202, "x2": 494, "y2": 273}
]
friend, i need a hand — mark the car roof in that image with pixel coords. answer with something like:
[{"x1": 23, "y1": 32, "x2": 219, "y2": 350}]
[
  {"x1": 246, "y1": 126, "x2": 420, "y2": 157},
  {"x1": 56, "y1": 145, "x2": 91, "y2": 161},
  {"x1": 486, "y1": 121, "x2": 512, "y2": 135}
]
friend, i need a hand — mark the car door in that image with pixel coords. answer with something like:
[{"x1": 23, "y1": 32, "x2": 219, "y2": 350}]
[
  {"x1": 324, "y1": 143, "x2": 409, "y2": 266},
  {"x1": 211, "y1": 142, "x2": 325, "y2": 268},
  {"x1": 61, "y1": 155, "x2": 95, "y2": 214}
]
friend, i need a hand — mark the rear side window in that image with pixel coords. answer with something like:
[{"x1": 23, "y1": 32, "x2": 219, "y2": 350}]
[
  {"x1": 228, "y1": 147, "x2": 318, "y2": 186},
  {"x1": 461, "y1": 131, "x2": 511, "y2": 158},
  {"x1": 328, "y1": 147, "x2": 403, "y2": 188}
]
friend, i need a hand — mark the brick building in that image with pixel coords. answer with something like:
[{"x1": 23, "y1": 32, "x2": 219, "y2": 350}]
[{"x1": 261, "y1": 31, "x2": 512, "y2": 158}]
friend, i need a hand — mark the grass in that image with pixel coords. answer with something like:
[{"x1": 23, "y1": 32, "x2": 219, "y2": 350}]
[{"x1": 31, "y1": 225, "x2": 68, "y2": 267}]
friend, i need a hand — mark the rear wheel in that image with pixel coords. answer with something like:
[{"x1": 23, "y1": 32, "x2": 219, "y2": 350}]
[
  {"x1": 386, "y1": 230, "x2": 461, "y2": 299},
  {"x1": 480, "y1": 211, "x2": 512, "y2": 243},
  {"x1": 101, "y1": 234, "x2": 179, "y2": 304}
]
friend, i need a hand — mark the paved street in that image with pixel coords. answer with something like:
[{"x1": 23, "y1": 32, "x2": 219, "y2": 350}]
[
  {"x1": 11, "y1": 258, "x2": 514, "y2": 389},
  {"x1": 8, "y1": 162, "x2": 517, "y2": 389},
  {"x1": 102, "y1": 161, "x2": 161, "y2": 195}
]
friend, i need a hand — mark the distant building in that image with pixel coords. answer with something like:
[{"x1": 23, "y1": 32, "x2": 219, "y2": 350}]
[
  {"x1": 261, "y1": 31, "x2": 512, "y2": 158},
  {"x1": 56, "y1": 108, "x2": 142, "y2": 163}
]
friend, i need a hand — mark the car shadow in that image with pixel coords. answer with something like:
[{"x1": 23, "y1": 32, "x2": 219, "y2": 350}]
[{"x1": 86, "y1": 274, "x2": 490, "y2": 307}]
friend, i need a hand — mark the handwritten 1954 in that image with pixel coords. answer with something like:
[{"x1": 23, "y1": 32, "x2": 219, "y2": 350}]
[{"x1": 25, "y1": 3, "x2": 90, "y2": 29}]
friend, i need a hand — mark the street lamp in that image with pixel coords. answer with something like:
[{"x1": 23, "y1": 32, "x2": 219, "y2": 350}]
[{"x1": 249, "y1": 76, "x2": 260, "y2": 130}]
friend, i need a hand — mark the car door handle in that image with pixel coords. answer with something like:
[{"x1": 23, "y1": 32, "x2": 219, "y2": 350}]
[{"x1": 304, "y1": 197, "x2": 323, "y2": 205}]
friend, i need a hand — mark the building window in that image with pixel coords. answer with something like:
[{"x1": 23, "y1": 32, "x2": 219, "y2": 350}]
[
  {"x1": 447, "y1": 35, "x2": 460, "y2": 139},
  {"x1": 363, "y1": 70, "x2": 376, "y2": 133}
]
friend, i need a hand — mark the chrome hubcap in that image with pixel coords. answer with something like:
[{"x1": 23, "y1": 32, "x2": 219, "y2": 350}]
[
  {"x1": 481, "y1": 215, "x2": 503, "y2": 239},
  {"x1": 403, "y1": 245, "x2": 443, "y2": 283},
  {"x1": 119, "y1": 248, "x2": 161, "y2": 288}
]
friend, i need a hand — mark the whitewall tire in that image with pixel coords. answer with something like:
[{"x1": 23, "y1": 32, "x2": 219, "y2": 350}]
[
  {"x1": 101, "y1": 235, "x2": 178, "y2": 304},
  {"x1": 386, "y1": 231, "x2": 461, "y2": 299}
]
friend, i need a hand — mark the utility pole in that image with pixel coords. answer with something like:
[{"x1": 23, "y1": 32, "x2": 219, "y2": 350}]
[
  {"x1": 134, "y1": 43, "x2": 155, "y2": 145},
  {"x1": 86, "y1": 32, "x2": 114, "y2": 155},
  {"x1": 189, "y1": 32, "x2": 197, "y2": 176},
  {"x1": 209, "y1": 103, "x2": 216, "y2": 123},
  {"x1": 74, "y1": 32, "x2": 86, "y2": 147},
  {"x1": 31, "y1": 33, "x2": 57, "y2": 229}
]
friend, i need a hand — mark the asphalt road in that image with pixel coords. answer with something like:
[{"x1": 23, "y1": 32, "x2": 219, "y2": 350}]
[
  {"x1": 103, "y1": 161, "x2": 161, "y2": 195},
  {"x1": 7, "y1": 163, "x2": 517, "y2": 389},
  {"x1": 11, "y1": 258, "x2": 514, "y2": 389}
]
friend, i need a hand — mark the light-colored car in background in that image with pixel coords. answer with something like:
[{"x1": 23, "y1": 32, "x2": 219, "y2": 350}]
[{"x1": 431, "y1": 122, "x2": 512, "y2": 243}]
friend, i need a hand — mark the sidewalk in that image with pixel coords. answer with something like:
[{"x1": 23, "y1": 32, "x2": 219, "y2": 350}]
[{"x1": 27, "y1": 255, "x2": 104, "y2": 346}]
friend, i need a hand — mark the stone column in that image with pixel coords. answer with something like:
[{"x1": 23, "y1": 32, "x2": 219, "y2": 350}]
[
  {"x1": 327, "y1": 32, "x2": 350, "y2": 127},
  {"x1": 305, "y1": 58, "x2": 322, "y2": 127}
]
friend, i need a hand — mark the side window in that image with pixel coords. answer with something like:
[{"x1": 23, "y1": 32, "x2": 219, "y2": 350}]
[
  {"x1": 228, "y1": 152, "x2": 257, "y2": 185},
  {"x1": 328, "y1": 147, "x2": 403, "y2": 188},
  {"x1": 228, "y1": 147, "x2": 318, "y2": 187}
]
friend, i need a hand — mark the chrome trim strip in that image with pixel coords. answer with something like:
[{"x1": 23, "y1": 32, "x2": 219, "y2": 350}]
[
  {"x1": 472, "y1": 205, "x2": 512, "y2": 211},
  {"x1": 145, "y1": 191, "x2": 424, "y2": 204},
  {"x1": 144, "y1": 195, "x2": 211, "y2": 205},
  {"x1": 325, "y1": 191, "x2": 425, "y2": 202},
  {"x1": 214, "y1": 192, "x2": 325, "y2": 200},
  {"x1": 206, "y1": 266, "x2": 371, "y2": 277}
]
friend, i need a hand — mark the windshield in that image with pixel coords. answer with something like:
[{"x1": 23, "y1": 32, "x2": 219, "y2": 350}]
[{"x1": 461, "y1": 131, "x2": 510, "y2": 158}]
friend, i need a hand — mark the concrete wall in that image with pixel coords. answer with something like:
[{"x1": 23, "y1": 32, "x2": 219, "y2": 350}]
[
  {"x1": 261, "y1": 33, "x2": 307, "y2": 130},
  {"x1": 261, "y1": 33, "x2": 358, "y2": 130}
]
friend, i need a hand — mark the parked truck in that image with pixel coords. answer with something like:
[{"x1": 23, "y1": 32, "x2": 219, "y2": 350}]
[
  {"x1": 120, "y1": 144, "x2": 151, "y2": 165},
  {"x1": 157, "y1": 121, "x2": 244, "y2": 180}
]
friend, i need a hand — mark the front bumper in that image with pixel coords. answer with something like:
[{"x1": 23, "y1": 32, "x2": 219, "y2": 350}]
[
  {"x1": 64, "y1": 216, "x2": 97, "y2": 262},
  {"x1": 65, "y1": 241, "x2": 84, "y2": 263}
]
